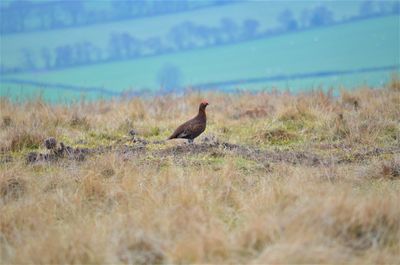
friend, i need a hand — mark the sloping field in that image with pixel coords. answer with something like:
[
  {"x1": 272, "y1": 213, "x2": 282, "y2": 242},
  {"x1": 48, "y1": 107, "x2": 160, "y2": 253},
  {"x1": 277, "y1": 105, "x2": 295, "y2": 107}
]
[
  {"x1": 1, "y1": 1, "x2": 362, "y2": 67},
  {"x1": 1, "y1": 15, "x2": 399, "y2": 101}
]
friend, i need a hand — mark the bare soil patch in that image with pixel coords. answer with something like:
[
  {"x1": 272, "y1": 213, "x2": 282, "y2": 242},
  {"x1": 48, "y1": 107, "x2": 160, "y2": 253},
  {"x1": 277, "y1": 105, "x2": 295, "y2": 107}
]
[{"x1": 21, "y1": 136, "x2": 400, "y2": 168}]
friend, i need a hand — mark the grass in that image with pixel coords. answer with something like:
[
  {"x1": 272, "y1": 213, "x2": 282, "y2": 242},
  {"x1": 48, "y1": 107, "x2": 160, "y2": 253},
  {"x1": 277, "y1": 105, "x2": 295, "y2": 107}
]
[{"x1": 0, "y1": 77, "x2": 400, "y2": 263}]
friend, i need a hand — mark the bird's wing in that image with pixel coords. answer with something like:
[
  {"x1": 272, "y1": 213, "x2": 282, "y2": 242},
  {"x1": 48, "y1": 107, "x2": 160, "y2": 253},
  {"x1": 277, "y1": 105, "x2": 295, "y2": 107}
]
[
  {"x1": 168, "y1": 119, "x2": 193, "y2": 139},
  {"x1": 178, "y1": 122, "x2": 204, "y2": 138},
  {"x1": 168, "y1": 118, "x2": 203, "y2": 139}
]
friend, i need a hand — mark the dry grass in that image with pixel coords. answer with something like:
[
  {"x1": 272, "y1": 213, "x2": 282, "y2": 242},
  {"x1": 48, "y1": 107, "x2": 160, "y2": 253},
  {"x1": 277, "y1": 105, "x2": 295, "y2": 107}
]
[{"x1": 0, "y1": 79, "x2": 400, "y2": 264}]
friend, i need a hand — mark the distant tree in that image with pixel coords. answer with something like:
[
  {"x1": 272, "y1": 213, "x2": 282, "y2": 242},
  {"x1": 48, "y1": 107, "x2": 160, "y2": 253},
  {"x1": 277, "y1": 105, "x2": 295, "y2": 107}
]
[
  {"x1": 108, "y1": 32, "x2": 143, "y2": 59},
  {"x1": 145, "y1": 37, "x2": 163, "y2": 54},
  {"x1": 120, "y1": 33, "x2": 134, "y2": 57},
  {"x1": 130, "y1": 0, "x2": 147, "y2": 16},
  {"x1": 220, "y1": 17, "x2": 238, "y2": 41},
  {"x1": 168, "y1": 25, "x2": 184, "y2": 50},
  {"x1": 73, "y1": 43, "x2": 82, "y2": 64},
  {"x1": 127, "y1": 35, "x2": 142, "y2": 57},
  {"x1": 74, "y1": 42, "x2": 95, "y2": 64},
  {"x1": 242, "y1": 19, "x2": 260, "y2": 39},
  {"x1": 41, "y1": 48, "x2": 52, "y2": 69},
  {"x1": 168, "y1": 21, "x2": 197, "y2": 50},
  {"x1": 76, "y1": 42, "x2": 101, "y2": 63},
  {"x1": 152, "y1": 1, "x2": 166, "y2": 14},
  {"x1": 64, "y1": 45, "x2": 74, "y2": 65},
  {"x1": 157, "y1": 63, "x2": 182, "y2": 91},
  {"x1": 55, "y1": 45, "x2": 73, "y2": 67},
  {"x1": 214, "y1": 0, "x2": 225, "y2": 5},
  {"x1": 0, "y1": 0, "x2": 223, "y2": 34},
  {"x1": 309, "y1": 5, "x2": 333, "y2": 27},
  {"x1": 211, "y1": 27, "x2": 224, "y2": 44},
  {"x1": 112, "y1": 1, "x2": 134, "y2": 18},
  {"x1": 54, "y1": 47, "x2": 63, "y2": 67},
  {"x1": 0, "y1": 8, "x2": 15, "y2": 33},
  {"x1": 300, "y1": 8, "x2": 311, "y2": 28},
  {"x1": 46, "y1": 2, "x2": 63, "y2": 28},
  {"x1": 176, "y1": 0, "x2": 189, "y2": 11},
  {"x1": 359, "y1": 1, "x2": 375, "y2": 17},
  {"x1": 36, "y1": 5, "x2": 49, "y2": 30},
  {"x1": 377, "y1": 1, "x2": 393, "y2": 14},
  {"x1": 64, "y1": 0, "x2": 84, "y2": 25},
  {"x1": 278, "y1": 9, "x2": 298, "y2": 31},
  {"x1": 194, "y1": 25, "x2": 213, "y2": 46},
  {"x1": 7, "y1": 0, "x2": 32, "y2": 32},
  {"x1": 393, "y1": 1, "x2": 400, "y2": 14},
  {"x1": 82, "y1": 11, "x2": 95, "y2": 25},
  {"x1": 21, "y1": 48, "x2": 36, "y2": 70},
  {"x1": 108, "y1": 33, "x2": 123, "y2": 59},
  {"x1": 86, "y1": 43, "x2": 102, "y2": 62}
]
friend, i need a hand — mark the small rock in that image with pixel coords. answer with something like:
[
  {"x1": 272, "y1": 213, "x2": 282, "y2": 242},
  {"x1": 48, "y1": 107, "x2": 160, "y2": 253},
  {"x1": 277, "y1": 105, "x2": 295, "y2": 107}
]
[
  {"x1": 132, "y1": 138, "x2": 148, "y2": 145},
  {"x1": 101, "y1": 168, "x2": 115, "y2": 178},
  {"x1": 75, "y1": 153, "x2": 86, "y2": 161},
  {"x1": 26, "y1": 152, "x2": 38, "y2": 163},
  {"x1": 44, "y1": 137, "x2": 57, "y2": 150},
  {"x1": 2, "y1": 116, "x2": 12, "y2": 127},
  {"x1": 75, "y1": 139, "x2": 88, "y2": 145},
  {"x1": 129, "y1": 129, "x2": 138, "y2": 137},
  {"x1": 0, "y1": 155, "x2": 12, "y2": 164},
  {"x1": 1, "y1": 178, "x2": 26, "y2": 201}
]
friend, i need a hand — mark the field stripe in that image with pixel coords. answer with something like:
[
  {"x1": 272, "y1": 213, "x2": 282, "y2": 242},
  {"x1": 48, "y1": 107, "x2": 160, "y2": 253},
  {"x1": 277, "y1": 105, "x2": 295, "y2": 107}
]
[
  {"x1": 193, "y1": 65, "x2": 400, "y2": 89},
  {"x1": 1, "y1": 65, "x2": 399, "y2": 96},
  {"x1": 2, "y1": 14, "x2": 398, "y2": 76},
  {"x1": 0, "y1": 79, "x2": 119, "y2": 96}
]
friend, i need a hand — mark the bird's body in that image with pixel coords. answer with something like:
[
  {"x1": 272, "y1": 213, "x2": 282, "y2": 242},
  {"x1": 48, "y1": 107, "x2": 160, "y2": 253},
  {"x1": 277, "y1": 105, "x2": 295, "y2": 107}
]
[{"x1": 168, "y1": 101, "x2": 209, "y2": 143}]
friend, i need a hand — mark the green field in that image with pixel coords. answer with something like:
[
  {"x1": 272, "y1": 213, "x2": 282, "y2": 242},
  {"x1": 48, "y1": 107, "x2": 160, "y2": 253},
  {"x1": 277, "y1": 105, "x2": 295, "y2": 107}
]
[
  {"x1": 1, "y1": 15, "x2": 399, "y2": 102},
  {"x1": 1, "y1": 1, "x2": 363, "y2": 68}
]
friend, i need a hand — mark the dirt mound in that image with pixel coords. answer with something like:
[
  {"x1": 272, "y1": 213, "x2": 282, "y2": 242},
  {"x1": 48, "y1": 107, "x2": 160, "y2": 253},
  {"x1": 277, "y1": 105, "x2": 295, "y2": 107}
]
[
  {"x1": 26, "y1": 142, "x2": 93, "y2": 164},
  {"x1": 23, "y1": 136, "x2": 400, "y2": 167}
]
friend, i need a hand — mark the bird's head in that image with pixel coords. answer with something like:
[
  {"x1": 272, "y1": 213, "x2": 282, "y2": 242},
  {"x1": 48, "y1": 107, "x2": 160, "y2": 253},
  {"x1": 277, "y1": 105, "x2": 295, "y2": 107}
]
[{"x1": 199, "y1": 100, "x2": 209, "y2": 111}]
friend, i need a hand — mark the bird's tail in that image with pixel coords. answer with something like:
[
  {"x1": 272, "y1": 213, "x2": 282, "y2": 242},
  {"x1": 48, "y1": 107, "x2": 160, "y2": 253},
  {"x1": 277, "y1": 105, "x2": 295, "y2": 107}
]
[{"x1": 166, "y1": 133, "x2": 176, "y2": 140}]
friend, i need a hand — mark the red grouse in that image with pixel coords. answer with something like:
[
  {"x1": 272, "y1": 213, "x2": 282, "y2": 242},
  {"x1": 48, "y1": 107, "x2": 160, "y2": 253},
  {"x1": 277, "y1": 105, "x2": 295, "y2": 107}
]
[{"x1": 167, "y1": 100, "x2": 209, "y2": 143}]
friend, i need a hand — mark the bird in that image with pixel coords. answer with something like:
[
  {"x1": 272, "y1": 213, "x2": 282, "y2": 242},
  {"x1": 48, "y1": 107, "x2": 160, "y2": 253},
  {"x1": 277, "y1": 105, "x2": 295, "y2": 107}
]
[{"x1": 167, "y1": 100, "x2": 209, "y2": 143}]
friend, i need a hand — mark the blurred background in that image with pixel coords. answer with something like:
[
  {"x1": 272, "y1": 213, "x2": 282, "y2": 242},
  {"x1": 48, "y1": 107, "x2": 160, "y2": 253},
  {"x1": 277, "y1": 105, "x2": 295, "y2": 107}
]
[{"x1": 0, "y1": 0, "x2": 399, "y2": 102}]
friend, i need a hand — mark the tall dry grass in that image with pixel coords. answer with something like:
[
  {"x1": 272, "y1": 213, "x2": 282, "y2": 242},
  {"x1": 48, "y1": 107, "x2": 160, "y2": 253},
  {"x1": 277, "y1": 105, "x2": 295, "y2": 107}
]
[{"x1": 0, "y1": 79, "x2": 399, "y2": 263}]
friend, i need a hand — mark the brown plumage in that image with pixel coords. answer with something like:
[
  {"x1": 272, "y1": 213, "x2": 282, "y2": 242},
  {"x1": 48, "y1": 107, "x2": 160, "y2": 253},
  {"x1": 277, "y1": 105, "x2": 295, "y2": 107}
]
[{"x1": 167, "y1": 100, "x2": 209, "y2": 143}]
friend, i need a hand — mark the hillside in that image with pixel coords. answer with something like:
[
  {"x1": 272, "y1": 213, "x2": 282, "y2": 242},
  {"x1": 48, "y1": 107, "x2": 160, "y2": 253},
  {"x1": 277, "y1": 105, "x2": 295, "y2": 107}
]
[
  {"x1": 1, "y1": 1, "x2": 366, "y2": 67},
  {"x1": 1, "y1": 16, "x2": 399, "y2": 102}
]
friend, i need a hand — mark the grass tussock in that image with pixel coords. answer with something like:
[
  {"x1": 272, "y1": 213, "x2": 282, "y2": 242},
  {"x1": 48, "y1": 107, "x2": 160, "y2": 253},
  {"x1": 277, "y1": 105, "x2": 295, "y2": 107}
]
[
  {"x1": 0, "y1": 81, "x2": 400, "y2": 263},
  {"x1": 357, "y1": 156, "x2": 400, "y2": 180},
  {"x1": 0, "y1": 176, "x2": 26, "y2": 202}
]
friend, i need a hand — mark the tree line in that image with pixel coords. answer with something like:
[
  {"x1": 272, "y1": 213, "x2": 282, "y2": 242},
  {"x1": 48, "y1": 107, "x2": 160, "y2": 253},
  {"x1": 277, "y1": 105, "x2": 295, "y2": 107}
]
[
  {"x1": 0, "y1": 0, "x2": 237, "y2": 34},
  {"x1": 1, "y1": 1, "x2": 399, "y2": 74}
]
